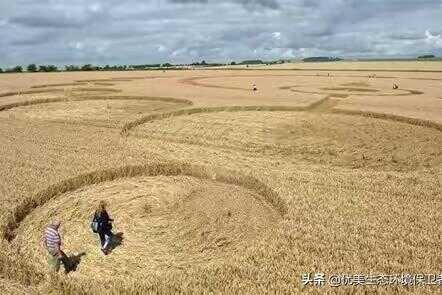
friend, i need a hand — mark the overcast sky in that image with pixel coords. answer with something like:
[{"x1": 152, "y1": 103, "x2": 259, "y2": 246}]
[{"x1": 0, "y1": 0, "x2": 441, "y2": 67}]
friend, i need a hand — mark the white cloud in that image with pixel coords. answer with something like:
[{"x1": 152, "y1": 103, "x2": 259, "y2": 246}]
[
  {"x1": 89, "y1": 3, "x2": 103, "y2": 13},
  {"x1": 1, "y1": 0, "x2": 442, "y2": 65},
  {"x1": 70, "y1": 42, "x2": 85, "y2": 50},
  {"x1": 425, "y1": 30, "x2": 442, "y2": 48},
  {"x1": 281, "y1": 48, "x2": 295, "y2": 58},
  {"x1": 272, "y1": 32, "x2": 281, "y2": 40},
  {"x1": 171, "y1": 48, "x2": 187, "y2": 57},
  {"x1": 158, "y1": 45, "x2": 167, "y2": 52},
  {"x1": 96, "y1": 41, "x2": 110, "y2": 53}
]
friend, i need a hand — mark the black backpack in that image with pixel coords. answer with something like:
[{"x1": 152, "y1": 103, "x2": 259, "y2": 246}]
[
  {"x1": 91, "y1": 215, "x2": 99, "y2": 233},
  {"x1": 91, "y1": 212, "x2": 112, "y2": 233}
]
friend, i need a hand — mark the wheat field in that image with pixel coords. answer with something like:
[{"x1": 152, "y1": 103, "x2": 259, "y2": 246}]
[{"x1": 0, "y1": 63, "x2": 441, "y2": 294}]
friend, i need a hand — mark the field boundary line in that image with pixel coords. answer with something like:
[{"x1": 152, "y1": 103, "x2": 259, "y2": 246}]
[
  {"x1": 2, "y1": 161, "x2": 287, "y2": 242},
  {"x1": 122, "y1": 98, "x2": 442, "y2": 134},
  {"x1": 0, "y1": 95, "x2": 193, "y2": 112},
  {"x1": 121, "y1": 105, "x2": 308, "y2": 133},
  {"x1": 206, "y1": 68, "x2": 442, "y2": 73},
  {"x1": 332, "y1": 108, "x2": 442, "y2": 131}
]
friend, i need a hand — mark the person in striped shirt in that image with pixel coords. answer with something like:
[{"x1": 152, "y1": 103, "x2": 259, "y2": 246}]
[{"x1": 42, "y1": 220, "x2": 69, "y2": 273}]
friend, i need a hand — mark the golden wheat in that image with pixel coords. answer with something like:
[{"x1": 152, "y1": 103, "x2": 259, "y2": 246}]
[{"x1": 0, "y1": 64, "x2": 440, "y2": 294}]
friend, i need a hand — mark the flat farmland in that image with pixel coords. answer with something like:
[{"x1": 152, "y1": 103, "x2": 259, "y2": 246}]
[{"x1": 0, "y1": 63, "x2": 441, "y2": 294}]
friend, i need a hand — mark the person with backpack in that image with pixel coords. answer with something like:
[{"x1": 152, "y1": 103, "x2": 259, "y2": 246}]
[{"x1": 91, "y1": 201, "x2": 114, "y2": 255}]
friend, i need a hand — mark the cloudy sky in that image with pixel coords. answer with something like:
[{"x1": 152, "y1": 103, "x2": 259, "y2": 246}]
[{"x1": 0, "y1": 0, "x2": 441, "y2": 67}]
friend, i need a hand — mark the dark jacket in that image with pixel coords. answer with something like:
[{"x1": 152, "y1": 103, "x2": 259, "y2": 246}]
[{"x1": 94, "y1": 210, "x2": 113, "y2": 233}]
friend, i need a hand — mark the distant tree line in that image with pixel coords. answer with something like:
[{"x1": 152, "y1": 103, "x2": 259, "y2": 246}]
[
  {"x1": 0, "y1": 63, "x2": 186, "y2": 73},
  {"x1": 232, "y1": 59, "x2": 288, "y2": 66},
  {"x1": 130, "y1": 64, "x2": 161, "y2": 70},
  {"x1": 417, "y1": 54, "x2": 435, "y2": 59},
  {"x1": 0, "y1": 64, "x2": 59, "y2": 72},
  {"x1": 0, "y1": 66, "x2": 24, "y2": 73},
  {"x1": 239, "y1": 59, "x2": 264, "y2": 65},
  {"x1": 190, "y1": 60, "x2": 226, "y2": 67},
  {"x1": 190, "y1": 59, "x2": 288, "y2": 67},
  {"x1": 302, "y1": 57, "x2": 343, "y2": 62},
  {"x1": 0, "y1": 58, "x2": 294, "y2": 73}
]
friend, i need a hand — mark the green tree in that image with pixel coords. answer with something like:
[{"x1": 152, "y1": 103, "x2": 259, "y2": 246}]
[
  {"x1": 47, "y1": 65, "x2": 58, "y2": 72},
  {"x1": 0, "y1": 67, "x2": 3, "y2": 73},
  {"x1": 12, "y1": 66, "x2": 23, "y2": 72},
  {"x1": 38, "y1": 65, "x2": 57, "y2": 72},
  {"x1": 240, "y1": 59, "x2": 264, "y2": 65},
  {"x1": 81, "y1": 64, "x2": 96, "y2": 71},
  {"x1": 65, "y1": 65, "x2": 80, "y2": 71},
  {"x1": 418, "y1": 54, "x2": 435, "y2": 59},
  {"x1": 27, "y1": 64, "x2": 38, "y2": 72}
]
